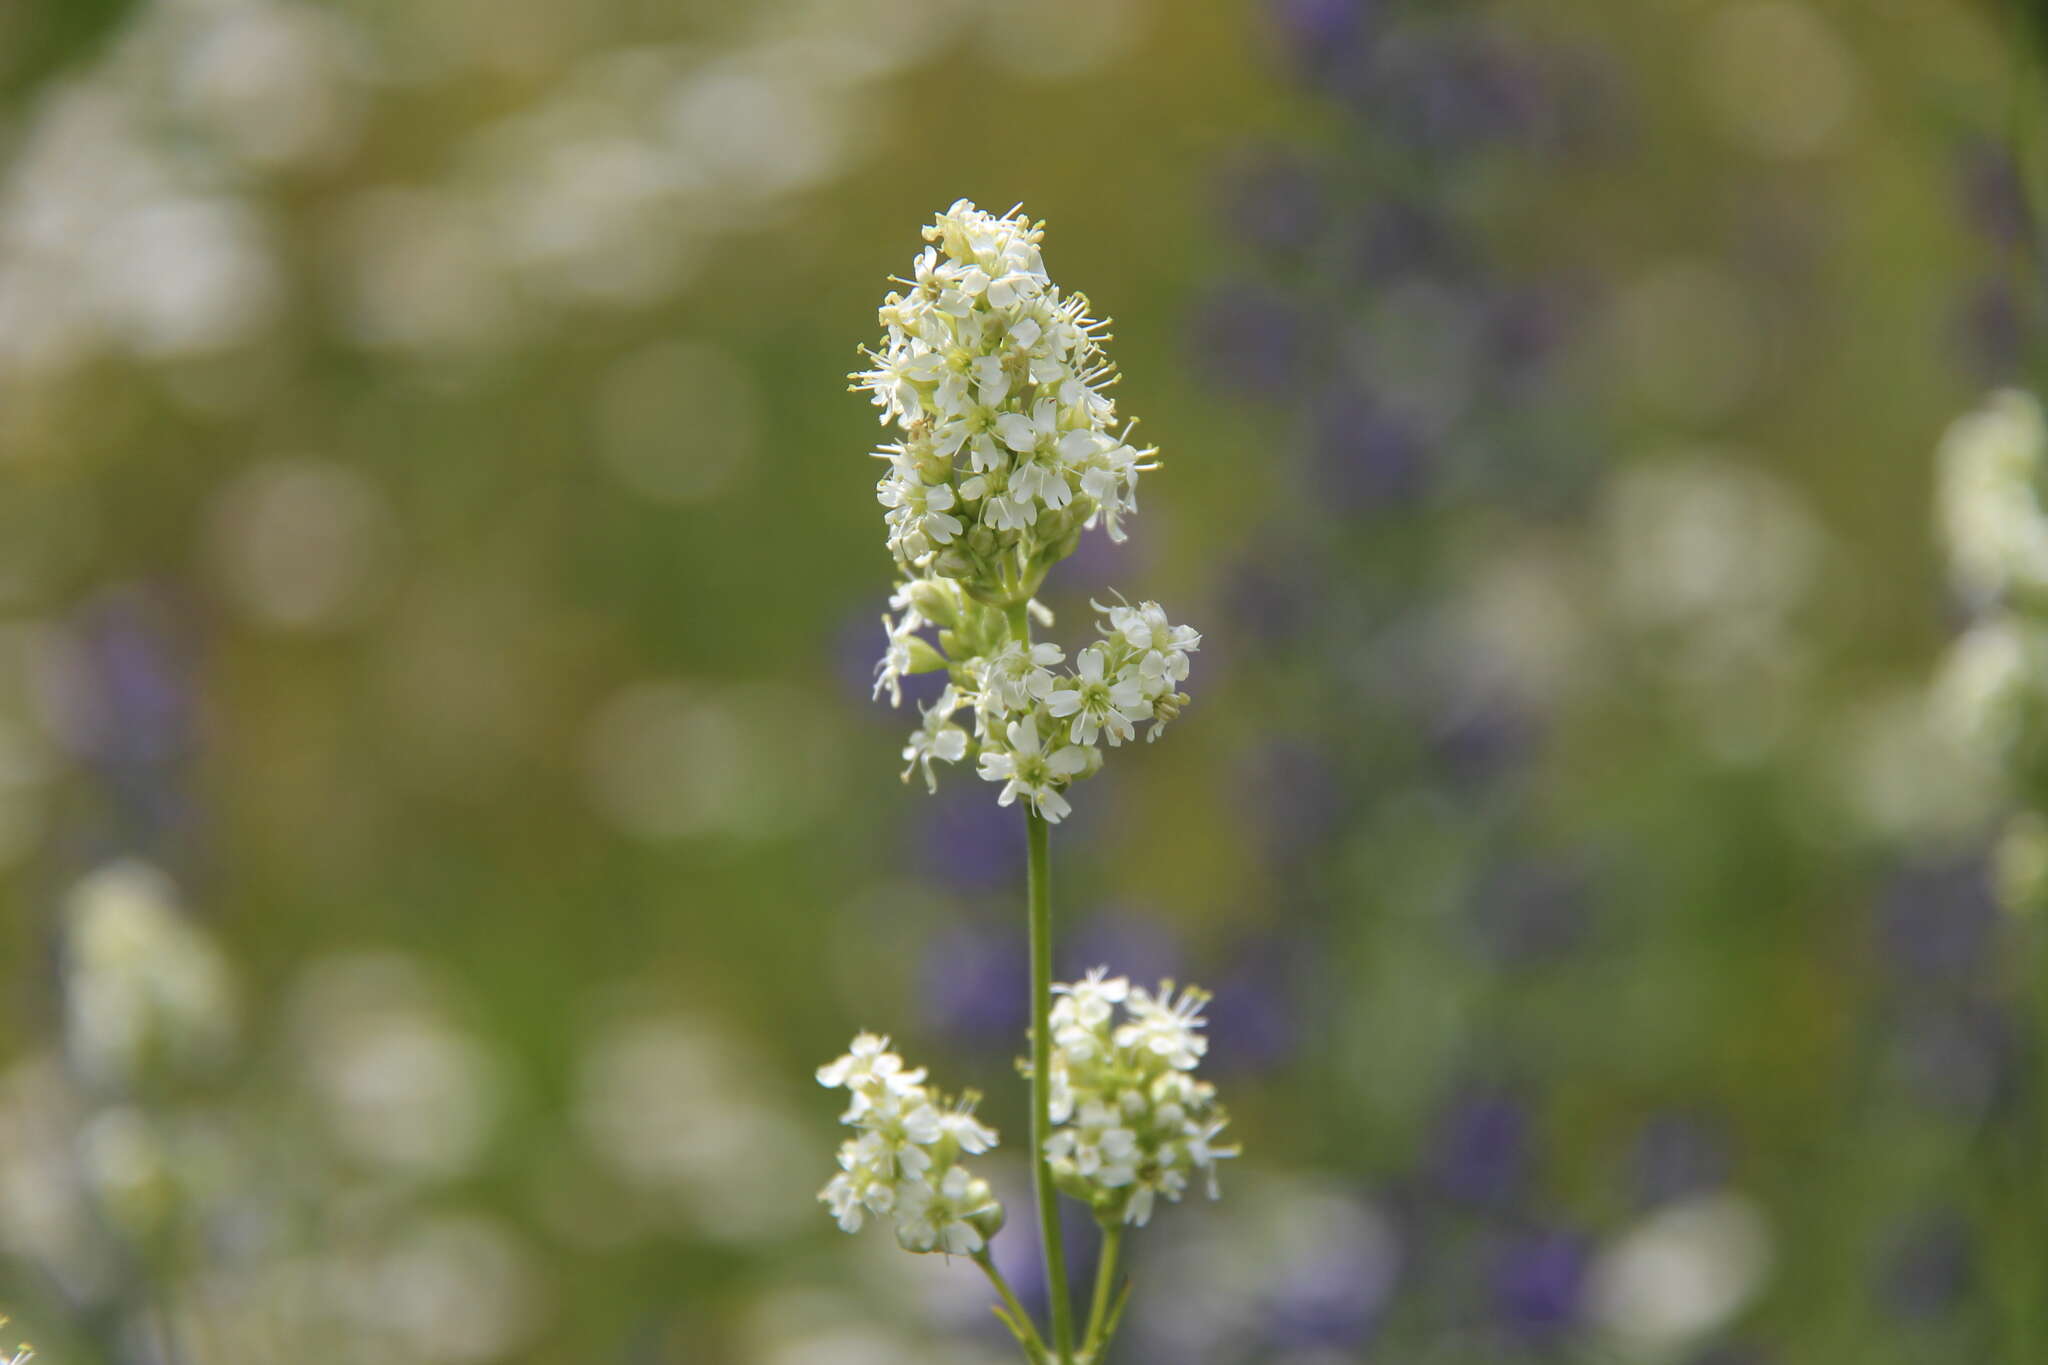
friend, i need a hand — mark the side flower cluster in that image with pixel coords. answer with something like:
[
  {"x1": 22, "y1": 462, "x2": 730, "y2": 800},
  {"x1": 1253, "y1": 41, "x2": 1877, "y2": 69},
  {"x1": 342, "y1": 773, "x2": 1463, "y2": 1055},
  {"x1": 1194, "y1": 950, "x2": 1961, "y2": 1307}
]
[
  {"x1": 885, "y1": 589, "x2": 1199, "y2": 821},
  {"x1": 816, "y1": 1033, "x2": 1004, "y2": 1255},
  {"x1": 1931, "y1": 390, "x2": 2048, "y2": 911},
  {"x1": 1041, "y1": 968, "x2": 1238, "y2": 1228}
]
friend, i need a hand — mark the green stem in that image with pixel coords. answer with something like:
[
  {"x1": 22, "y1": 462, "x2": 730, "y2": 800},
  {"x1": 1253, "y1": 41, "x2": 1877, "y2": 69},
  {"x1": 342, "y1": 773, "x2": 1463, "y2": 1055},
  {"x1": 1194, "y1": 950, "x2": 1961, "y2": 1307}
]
[
  {"x1": 1027, "y1": 808, "x2": 1075, "y2": 1361},
  {"x1": 1081, "y1": 1222, "x2": 1124, "y2": 1360},
  {"x1": 974, "y1": 1250, "x2": 1049, "y2": 1360}
]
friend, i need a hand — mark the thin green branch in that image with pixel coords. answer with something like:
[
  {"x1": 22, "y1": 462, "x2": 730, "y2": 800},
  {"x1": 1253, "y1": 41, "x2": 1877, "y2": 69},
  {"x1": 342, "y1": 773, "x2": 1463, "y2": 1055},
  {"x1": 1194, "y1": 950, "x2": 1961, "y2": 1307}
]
[
  {"x1": 975, "y1": 1249, "x2": 1050, "y2": 1363},
  {"x1": 1080, "y1": 1222, "x2": 1125, "y2": 1362},
  {"x1": 1027, "y1": 808, "x2": 1075, "y2": 1361}
]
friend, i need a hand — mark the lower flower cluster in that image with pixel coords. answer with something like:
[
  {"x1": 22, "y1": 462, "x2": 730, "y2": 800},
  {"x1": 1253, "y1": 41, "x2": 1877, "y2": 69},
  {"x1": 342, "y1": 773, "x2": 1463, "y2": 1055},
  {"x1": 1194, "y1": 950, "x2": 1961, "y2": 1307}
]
[
  {"x1": 816, "y1": 1033, "x2": 1004, "y2": 1255},
  {"x1": 1043, "y1": 968, "x2": 1238, "y2": 1228}
]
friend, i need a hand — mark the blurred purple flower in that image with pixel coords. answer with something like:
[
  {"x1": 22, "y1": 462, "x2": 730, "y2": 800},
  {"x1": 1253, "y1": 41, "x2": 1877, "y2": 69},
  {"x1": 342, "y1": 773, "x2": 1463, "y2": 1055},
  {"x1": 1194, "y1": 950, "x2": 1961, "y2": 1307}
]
[
  {"x1": 1956, "y1": 136, "x2": 2033, "y2": 253},
  {"x1": 1059, "y1": 907, "x2": 1184, "y2": 987},
  {"x1": 1235, "y1": 740, "x2": 1350, "y2": 865},
  {"x1": 911, "y1": 787, "x2": 1025, "y2": 892},
  {"x1": 1688, "y1": 1346, "x2": 1779, "y2": 1365},
  {"x1": 62, "y1": 585, "x2": 197, "y2": 769},
  {"x1": 1273, "y1": 0, "x2": 1382, "y2": 95},
  {"x1": 1218, "y1": 548, "x2": 1321, "y2": 650},
  {"x1": 918, "y1": 922, "x2": 1029, "y2": 1047},
  {"x1": 1261, "y1": 1198, "x2": 1399, "y2": 1348},
  {"x1": 1485, "y1": 280, "x2": 1580, "y2": 393},
  {"x1": 1189, "y1": 282, "x2": 1308, "y2": 400},
  {"x1": 1466, "y1": 856, "x2": 1591, "y2": 965},
  {"x1": 53, "y1": 584, "x2": 205, "y2": 857},
  {"x1": 1433, "y1": 1086, "x2": 1531, "y2": 1208},
  {"x1": 1877, "y1": 1208, "x2": 1973, "y2": 1321},
  {"x1": 1887, "y1": 1000, "x2": 2014, "y2": 1121},
  {"x1": 1345, "y1": 198, "x2": 1475, "y2": 293},
  {"x1": 1631, "y1": 1112, "x2": 1730, "y2": 1208},
  {"x1": 1219, "y1": 150, "x2": 1328, "y2": 257},
  {"x1": 1957, "y1": 277, "x2": 2028, "y2": 382},
  {"x1": 1366, "y1": 30, "x2": 1554, "y2": 160},
  {"x1": 1493, "y1": 1226, "x2": 1587, "y2": 1339},
  {"x1": 1429, "y1": 693, "x2": 1540, "y2": 789},
  {"x1": 1312, "y1": 386, "x2": 1431, "y2": 510},
  {"x1": 1206, "y1": 935, "x2": 1303, "y2": 1072},
  {"x1": 1876, "y1": 856, "x2": 1998, "y2": 986}
]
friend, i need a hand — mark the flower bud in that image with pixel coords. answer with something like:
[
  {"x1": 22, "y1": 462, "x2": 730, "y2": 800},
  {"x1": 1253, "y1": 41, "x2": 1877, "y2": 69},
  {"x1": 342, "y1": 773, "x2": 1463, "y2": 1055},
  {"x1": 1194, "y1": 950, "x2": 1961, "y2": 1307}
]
[
  {"x1": 965, "y1": 1177, "x2": 1006, "y2": 1242},
  {"x1": 905, "y1": 638, "x2": 948, "y2": 674},
  {"x1": 904, "y1": 579, "x2": 962, "y2": 630},
  {"x1": 1997, "y1": 810, "x2": 2048, "y2": 916}
]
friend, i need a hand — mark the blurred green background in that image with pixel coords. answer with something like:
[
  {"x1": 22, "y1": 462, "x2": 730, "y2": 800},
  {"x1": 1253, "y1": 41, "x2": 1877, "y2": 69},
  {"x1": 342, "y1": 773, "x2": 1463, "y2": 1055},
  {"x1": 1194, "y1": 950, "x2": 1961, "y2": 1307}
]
[{"x1": 0, "y1": 0, "x2": 2041, "y2": 1361}]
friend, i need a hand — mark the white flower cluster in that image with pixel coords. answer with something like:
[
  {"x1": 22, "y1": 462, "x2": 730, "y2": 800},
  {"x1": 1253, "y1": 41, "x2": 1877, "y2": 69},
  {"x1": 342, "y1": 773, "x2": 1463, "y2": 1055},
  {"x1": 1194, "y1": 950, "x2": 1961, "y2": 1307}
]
[
  {"x1": 816, "y1": 1033, "x2": 1004, "y2": 1256},
  {"x1": 64, "y1": 860, "x2": 238, "y2": 1097},
  {"x1": 859, "y1": 199, "x2": 1153, "y2": 577},
  {"x1": 859, "y1": 201, "x2": 1201, "y2": 824},
  {"x1": 1938, "y1": 389, "x2": 2048, "y2": 607},
  {"x1": 1930, "y1": 390, "x2": 2048, "y2": 911},
  {"x1": 1041, "y1": 968, "x2": 1238, "y2": 1228},
  {"x1": 886, "y1": 589, "x2": 1201, "y2": 821}
]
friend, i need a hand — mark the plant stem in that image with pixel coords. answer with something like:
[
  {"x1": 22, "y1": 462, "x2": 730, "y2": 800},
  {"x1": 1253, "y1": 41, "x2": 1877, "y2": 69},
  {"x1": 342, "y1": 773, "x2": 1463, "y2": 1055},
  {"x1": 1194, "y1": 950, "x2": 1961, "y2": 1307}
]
[
  {"x1": 974, "y1": 1250, "x2": 1048, "y2": 1360},
  {"x1": 1027, "y1": 807, "x2": 1075, "y2": 1361},
  {"x1": 1081, "y1": 1222, "x2": 1124, "y2": 1360}
]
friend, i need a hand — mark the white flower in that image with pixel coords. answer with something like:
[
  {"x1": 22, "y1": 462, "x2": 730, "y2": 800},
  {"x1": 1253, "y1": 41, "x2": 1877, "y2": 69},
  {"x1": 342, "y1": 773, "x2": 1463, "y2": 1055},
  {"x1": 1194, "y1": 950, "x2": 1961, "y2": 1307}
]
[
  {"x1": 901, "y1": 687, "x2": 969, "y2": 793},
  {"x1": 1105, "y1": 600, "x2": 1202, "y2": 697},
  {"x1": 1183, "y1": 1115, "x2": 1239, "y2": 1199},
  {"x1": 873, "y1": 612, "x2": 915, "y2": 707},
  {"x1": 977, "y1": 714, "x2": 1090, "y2": 823},
  {"x1": 937, "y1": 1093, "x2": 999, "y2": 1155},
  {"x1": 817, "y1": 1032, "x2": 927, "y2": 1120},
  {"x1": 1047, "y1": 646, "x2": 1151, "y2": 747},
  {"x1": 894, "y1": 1164, "x2": 997, "y2": 1255},
  {"x1": 877, "y1": 469, "x2": 963, "y2": 564},
  {"x1": 1115, "y1": 982, "x2": 1210, "y2": 1071},
  {"x1": 976, "y1": 639, "x2": 1065, "y2": 716},
  {"x1": 1056, "y1": 970, "x2": 1138, "y2": 1035}
]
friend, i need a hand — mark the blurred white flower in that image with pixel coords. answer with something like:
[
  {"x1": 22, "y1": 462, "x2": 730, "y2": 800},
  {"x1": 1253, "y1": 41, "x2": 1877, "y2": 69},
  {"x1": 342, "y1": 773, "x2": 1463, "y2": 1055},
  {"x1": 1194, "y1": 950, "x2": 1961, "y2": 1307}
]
[
  {"x1": 1589, "y1": 1194, "x2": 1773, "y2": 1354},
  {"x1": 171, "y1": 0, "x2": 371, "y2": 171},
  {"x1": 579, "y1": 680, "x2": 844, "y2": 841},
  {"x1": 64, "y1": 860, "x2": 237, "y2": 1094},
  {"x1": 1937, "y1": 389, "x2": 2048, "y2": 604},
  {"x1": 0, "y1": 1055, "x2": 118, "y2": 1301},
  {"x1": 379, "y1": 1214, "x2": 547, "y2": 1363},
  {"x1": 290, "y1": 954, "x2": 502, "y2": 1181},
  {"x1": 1931, "y1": 618, "x2": 2040, "y2": 776},
  {"x1": 577, "y1": 1012, "x2": 811, "y2": 1246},
  {"x1": 594, "y1": 340, "x2": 761, "y2": 505},
  {"x1": 1698, "y1": 1, "x2": 1858, "y2": 160},
  {"x1": 205, "y1": 457, "x2": 397, "y2": 632}
]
